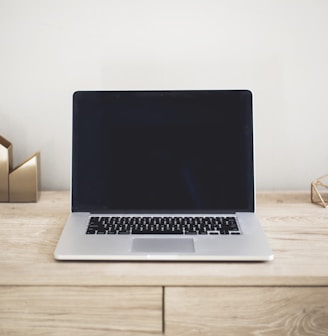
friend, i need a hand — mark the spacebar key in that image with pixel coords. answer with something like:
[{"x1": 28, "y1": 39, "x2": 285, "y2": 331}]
[{"x1": 131, "y1": 230, "x2": 183, "y2": 234}]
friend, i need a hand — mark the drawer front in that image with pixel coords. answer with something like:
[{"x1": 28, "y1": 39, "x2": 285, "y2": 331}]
[
  {"x1": 0, "y1": 286, "x2": 163, "y2": 336},
  {"x1": 165, "y1": 287, "x2": 328, "y2": 336}
]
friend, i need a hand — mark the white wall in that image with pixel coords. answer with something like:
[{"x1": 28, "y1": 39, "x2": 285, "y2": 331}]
[{"x1": 1, "y1": 0, "x2": 328, "y2": 190}]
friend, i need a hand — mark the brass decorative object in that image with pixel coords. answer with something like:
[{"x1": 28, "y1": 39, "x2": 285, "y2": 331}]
[
  {"x1": 9, "y1": 152, "x2": 40, "y2": 202},
  {"x1": 0, "y1": 135, "x2": 40, "y2": 203},
  {"x1": 311, "y1": 174, "x2": 328, "y2": 208},
  {"x1": 0, "y1": 136, "x2": 13, "y2": 201}
]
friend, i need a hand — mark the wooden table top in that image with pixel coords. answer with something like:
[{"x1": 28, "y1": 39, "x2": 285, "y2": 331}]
[{"x1": 1, "y1": 191, "x2": 328, "y2": 287}]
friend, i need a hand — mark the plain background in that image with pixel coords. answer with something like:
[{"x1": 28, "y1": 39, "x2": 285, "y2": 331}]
[{"x1": 0, "y1": 0, "x2": 327, "y2": 191}]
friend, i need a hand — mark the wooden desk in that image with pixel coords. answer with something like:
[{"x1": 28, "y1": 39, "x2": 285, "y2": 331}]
[{"x1": 1, "y1": 191, "x2": 328, "y2": 335}]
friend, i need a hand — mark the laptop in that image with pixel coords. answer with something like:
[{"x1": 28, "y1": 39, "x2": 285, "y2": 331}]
[{"x1": 54, "y1": 90, "x2": 274, "y2": 261}]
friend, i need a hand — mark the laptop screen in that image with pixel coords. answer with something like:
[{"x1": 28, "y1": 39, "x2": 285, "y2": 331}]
[{"x1": 72, "y1": 90, "x2": 254, "y2": 213}]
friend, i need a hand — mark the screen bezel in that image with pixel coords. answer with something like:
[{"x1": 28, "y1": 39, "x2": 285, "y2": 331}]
[{"x1": 71, "y1": 90, "x2": 254, "y2": 213}]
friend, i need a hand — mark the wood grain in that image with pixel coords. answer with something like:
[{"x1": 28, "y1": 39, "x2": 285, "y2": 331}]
[
  {"x1": 1, "y1": 191, "x2": 328, "y2": 335},
  {"x1": 0, "y1": 286, "x2": 163, "y2": 336},
  {"x1": 0, "y1": 191, "x2": 328, "y2": 286},
  {"x1": 165, "y1": 287, "x2": 328, "y2": 336}
]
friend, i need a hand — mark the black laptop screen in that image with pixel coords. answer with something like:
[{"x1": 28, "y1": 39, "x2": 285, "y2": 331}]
[{"x1": 72, "y1": 90, "x2": 254, "y2": 213}]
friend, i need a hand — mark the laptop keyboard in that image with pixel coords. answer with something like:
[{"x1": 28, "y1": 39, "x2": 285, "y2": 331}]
[{"x1": 86, "y1": 216, "x2": 241, "y2": 235}]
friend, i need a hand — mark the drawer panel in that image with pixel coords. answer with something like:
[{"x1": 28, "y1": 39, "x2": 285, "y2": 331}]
[
  {"x1": 0, "y1": 286, "x2": 163, "y2": 336},
  {"x1": 165, "y1": 287, "x2": 328, "y2": 336}
]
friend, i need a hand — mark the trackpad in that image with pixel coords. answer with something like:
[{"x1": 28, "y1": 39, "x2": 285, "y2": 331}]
[{"x1": 132, "y1": 238, "x2": 195, "y2": 253}]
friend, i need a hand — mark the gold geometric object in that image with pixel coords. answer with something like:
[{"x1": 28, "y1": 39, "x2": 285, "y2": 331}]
[
  {"x1": 9, "y1": 152, "x2": 40, "y2": 202},
  {"x1": 311, "y1": 174, "x2": 328, "y2": 208},
  {"x1": 0, "y1": 135, "x2": 40, "y2": 203},
  {"x1": 0, "y1": 136, "x2": 13, "y2": 201}
]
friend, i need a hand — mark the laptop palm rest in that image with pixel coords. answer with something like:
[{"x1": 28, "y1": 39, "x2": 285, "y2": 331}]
[{"x1": 132, "y1": 238, "x2": 195, "y2": 253}]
